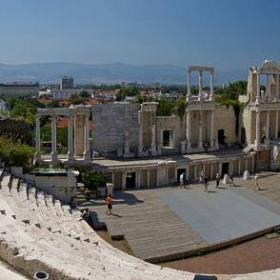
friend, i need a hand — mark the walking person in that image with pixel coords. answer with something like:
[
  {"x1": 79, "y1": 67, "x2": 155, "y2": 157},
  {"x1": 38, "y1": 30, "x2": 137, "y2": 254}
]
[
  {"x1": 198, "y1": 170, "x2": 204, "y2": 184},
  {"x1": 254, "y1": 173, "x2": 260, "y2": 190},
  {"x1": 179, "y1": 172, "x2": 185, "y2": 188},
  {"x1": 106, "y1": 194, "x2": 113, "y2": 215},
  {"x1": 215, "y1": 173, "x2": 220, "y2": 189},
  {"x1": 204, "y1": 176, "x2": 209, "y2": 192}
]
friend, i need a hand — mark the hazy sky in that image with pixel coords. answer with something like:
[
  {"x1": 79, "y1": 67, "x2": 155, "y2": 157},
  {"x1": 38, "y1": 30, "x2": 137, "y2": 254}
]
[{"x1": 1, "y1": 0, "x2": 280, "y2": 70}]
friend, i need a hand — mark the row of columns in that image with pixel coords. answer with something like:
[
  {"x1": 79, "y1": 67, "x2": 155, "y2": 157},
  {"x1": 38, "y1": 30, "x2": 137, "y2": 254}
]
[
  {"x1": 187, "y1": 69, "x2": 214, "y2": 101},
  {"x1": 35, "y1": 112, "x2": 91, "y2": 163},
  {"x1": 255, "y1": 109, "x2": 280, "y2": 148},
  {"x1": 186, "y1": 109, "x2": 216, "y2": 151},
  {"x1": 256, "y1": 73, "x2": 280, "y2": 102},
  {"x1": 111, "y1": 157, "x2": 255, "y2": 190}
]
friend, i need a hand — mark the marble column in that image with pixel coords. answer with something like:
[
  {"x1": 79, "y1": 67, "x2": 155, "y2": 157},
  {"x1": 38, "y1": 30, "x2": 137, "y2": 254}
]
[
  {"x1": 267, "y1": 74, "x2": 270, "y2": 100},
  {"x1": 277, "y1": 74, "x2": 280, "y2": 100},
  {"x1": 138, "y1": 110, "x2": 143, "y2": 156},
  {"x1": 194, "y1": 165, "x2": 198, "y2": 182},
  {"x1": 186, "y1": 166, "x2": 189, "y2": 181},
  {"x1": 256, "y1": 74, "x2": 260, "y2": 103},
  {"x1": 187, "y1": 70, "x2": 191, "y2": 102},
  {"x1": 34, "y1": 115, "x2": 41, "y2": 162},
  {"x1": 254, "y1": 110, "x2": 260, "y2": 148},
  {"x1": 186, "y1": 110, "x2": 191, "y2": 150},
  {"x1": 238, "y1": 159, "x2": 241, "y2": 175},
  {"x1": 147, "y1": 169, "x2": 150, "y2": 188},
  {"x1": 136, "y1": 170, "x2": 141, "y2": 189},
  {"x1": 151, "y1": 114, "x2": 157, "y2": 155},
  {"x1": 252, "y1": 157, "x2": 255, "y2": 173},
  {"x1": 83, "y1": 113, "x2": 91, "y2": 161},
  {"x1": 67, "y1": 112, "x2": 74, "y2": 162},
  {"x1": 210, "y1": 110, "x2": 214, "y2": 148},
  {"x1": 210, "y1": 164, "x2": 213, "y2": 180},
  {"x1": 276, "y1": 110, "x2": 279, "y2": 138},
  {"x1": 122, "y1": 171, "x2": 127, "y2": 190},
  {"x1": 198, "y1": 110, "x2": 203, "y2": 149},
  {"x1": 210, "y1": 71, "x2": 214, "y2": 100},
  {"x1": 202, "y1": 163, "x2": 206, "y2": 175},
  {"x1": 219, "y1": 163, "x2": 222, "y2": 176},
  {"x1": 51, "y1": 115, "x2": 58, "y2": 162},
  {"x1": 245, "y1": 159, "x2": 248, "y2": 170},
  {"x1": 198, "y1": 71, "x2": 203, "y2": 100},
  {"x1": 156, "y1": 168, "x2": 160, "y2": 187},
  {"x1": 266, "y1": 110, "x2": 270, "y2": 144},
  {"x1": 111, "y1": 172, "x2": 115, "y2": 187}
]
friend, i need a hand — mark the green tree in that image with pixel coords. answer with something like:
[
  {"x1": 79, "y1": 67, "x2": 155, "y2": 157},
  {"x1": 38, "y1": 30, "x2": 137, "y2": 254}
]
[
  {"x1": 116, "y1": 88, "x2": 140, "y2": 101},
  {"x1": 0, "y1": 136, "x2": 35, "y2": 169},
  {"x1": 81, "y1": 169, "x2": 107, "y2": 191},
  {"x1": 10, "y1": 101, "x2": 37, "y2": 125},
  {"x1": 175, "y1": 97, "x2": 186, "y2": 118},
  {"x1": 156, "y1": 97, "x2": 174, "y2": 116},
  {"x1": 68, "y1": 94, "x2": 88, "y2": 105},
  {"x1": 79, "y1": 90, "x2": 91, "y2": 98}
]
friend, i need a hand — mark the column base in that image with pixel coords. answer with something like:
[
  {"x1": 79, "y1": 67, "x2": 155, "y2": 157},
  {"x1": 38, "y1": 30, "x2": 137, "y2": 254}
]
[
  {"x1": 67, "y1": 152, "x2": 75, "y2": 164},
  {"x1": 83, "y1": 151, "x2": 91, "y2": 162},
  {"x1": 33, "y1": 152, "x2": 41, "y2": 166},
  {"x1": 51, "y1": 153, "x2": 59, "y2": 163},
  {"x1": 254, "y1": 140, "x2": 261, "y2": 150},
  {"x1": 210, "y1": 140, "x2": 214, "y2": 149},
  {"x1": 215, "y1": 139, "x2": 220, "y2": 150}
]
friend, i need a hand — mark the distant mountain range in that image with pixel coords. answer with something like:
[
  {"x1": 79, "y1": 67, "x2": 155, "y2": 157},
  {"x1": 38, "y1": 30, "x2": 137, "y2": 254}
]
[{"x1": 0, "y1": 62, "x2": 248, "y2": 85}]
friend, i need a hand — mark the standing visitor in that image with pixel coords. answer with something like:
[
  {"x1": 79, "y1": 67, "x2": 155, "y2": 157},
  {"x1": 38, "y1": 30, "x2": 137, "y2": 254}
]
[
  {"x1": 215, "y1": 173, "x2": 220, "y2": 189},
  {"x1": 106, "y1": 195, "x2": 113, "y2": 215},
  {"x1": 204, "y1": 176, "x2": 209, "y2": 192},
  {"x1": 179, "y1": 172, "x2": 185, "y2": 188},
  {"x1": 254, "y1": 174, "x2": 260, "y2": 190},
  {"x1": 199, "y1": 170, "x2": 204, "y2": 184}
]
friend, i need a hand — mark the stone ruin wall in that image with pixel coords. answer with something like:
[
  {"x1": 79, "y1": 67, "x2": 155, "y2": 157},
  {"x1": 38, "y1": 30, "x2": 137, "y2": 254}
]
[
  {"x1": 92, "y1": 103, "x2": 140, "y2": 157},
  {"x1": 156, "y1": 115, "x2": 185, "y2": 154},
  {"x1": 215, "y1": 105, "x2": 238, "y2": 144}
]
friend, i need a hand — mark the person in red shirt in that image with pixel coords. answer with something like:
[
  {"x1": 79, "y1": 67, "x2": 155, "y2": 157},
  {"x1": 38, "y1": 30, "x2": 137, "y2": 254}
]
[{"x1": 106, "y1": 195, "x2": 112, "y2": 215}]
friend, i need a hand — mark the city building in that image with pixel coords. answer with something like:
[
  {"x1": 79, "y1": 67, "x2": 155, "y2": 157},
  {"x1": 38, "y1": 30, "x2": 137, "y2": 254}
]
[
  {"x1": 0, "y1": 82, "x2": 39, "y2": 96},
  {"x1": 60, "y1": 76, "x2": 74, "y2": 90}
]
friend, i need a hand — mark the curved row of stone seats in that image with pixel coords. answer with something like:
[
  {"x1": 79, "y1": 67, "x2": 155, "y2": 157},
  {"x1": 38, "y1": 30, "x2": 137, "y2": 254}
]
[
  {"x1": 1, "y1": 171, "x2": 280, "y2": 279},
  {"x1": 0, "y1": 261, "x2": 28, "y2": 280},
  {"x1": 0, "y1": 172, "x2": 195, "y2": 279}
]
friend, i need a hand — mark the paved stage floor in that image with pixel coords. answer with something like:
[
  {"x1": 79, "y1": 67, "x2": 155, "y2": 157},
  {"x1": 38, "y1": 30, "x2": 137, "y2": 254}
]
[{"x1": 84, "y1": 172, "x2": 280, "y2": 261}]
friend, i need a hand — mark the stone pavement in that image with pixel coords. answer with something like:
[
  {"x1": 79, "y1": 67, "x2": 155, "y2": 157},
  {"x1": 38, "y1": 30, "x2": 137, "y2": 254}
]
[{"x1": 86, "y1": 172, "x2": 280, "y2": 262}]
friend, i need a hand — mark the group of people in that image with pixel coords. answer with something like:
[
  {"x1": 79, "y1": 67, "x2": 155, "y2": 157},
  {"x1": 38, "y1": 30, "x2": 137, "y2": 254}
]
[{"x1": 179, "y1": 170, "x2": 261, "y2": 192}]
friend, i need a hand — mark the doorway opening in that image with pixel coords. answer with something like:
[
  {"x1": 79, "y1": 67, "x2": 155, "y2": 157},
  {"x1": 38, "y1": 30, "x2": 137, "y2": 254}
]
[{"x1": 126, "y1": 172, "x2": 136, "y2": 189}]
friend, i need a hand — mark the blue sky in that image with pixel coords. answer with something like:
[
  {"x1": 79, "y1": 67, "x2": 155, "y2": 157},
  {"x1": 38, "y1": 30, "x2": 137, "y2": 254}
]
[{"x1": 1, "y1": 0, "x2": 280, "y2": 70}]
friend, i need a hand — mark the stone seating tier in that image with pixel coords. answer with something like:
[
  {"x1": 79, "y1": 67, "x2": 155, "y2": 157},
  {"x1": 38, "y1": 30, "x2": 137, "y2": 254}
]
[{"x1": 0, "y1": 171, "x2": 280, "y2": 279}]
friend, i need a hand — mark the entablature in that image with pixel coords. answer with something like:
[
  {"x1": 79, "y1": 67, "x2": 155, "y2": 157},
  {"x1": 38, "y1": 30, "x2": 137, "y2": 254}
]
[{"x1": 186, "y1": 102, "x2": 215, "y2": 111}]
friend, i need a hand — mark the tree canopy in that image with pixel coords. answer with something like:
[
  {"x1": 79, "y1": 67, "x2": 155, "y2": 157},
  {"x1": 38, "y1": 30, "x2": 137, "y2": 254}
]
[
  {"x1": 81, "y1": 169, "x2": 107, "y2": 191},
  {"x1": 0, "y1": 136, "x2": 35, "y2": 169},
  {"x1": 115, "y1": 87, "x2": 140, "y2": 101}
]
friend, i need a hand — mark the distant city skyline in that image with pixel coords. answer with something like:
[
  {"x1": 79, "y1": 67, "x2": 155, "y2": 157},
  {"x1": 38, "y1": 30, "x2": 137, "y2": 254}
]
[{"x1": 1, "y1": 0, "x2": 280, "y2": 70}]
